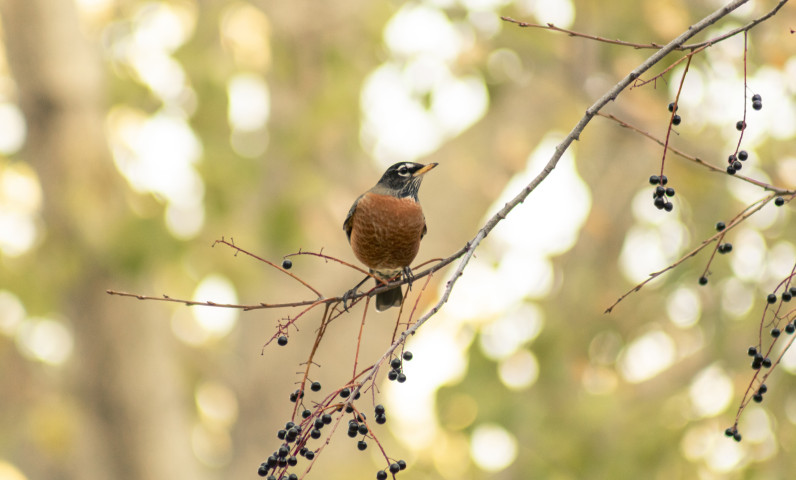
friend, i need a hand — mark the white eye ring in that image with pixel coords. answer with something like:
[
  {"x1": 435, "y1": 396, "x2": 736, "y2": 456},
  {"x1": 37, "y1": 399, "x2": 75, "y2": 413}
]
[{"x1": 397, "y1": 164, "x2": 410, "y2": 176}]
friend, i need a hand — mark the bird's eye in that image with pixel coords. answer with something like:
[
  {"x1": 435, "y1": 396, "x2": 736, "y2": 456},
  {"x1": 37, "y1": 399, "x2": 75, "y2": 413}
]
[{"x1": 397, "y1": 164, "x2": 410, "y2": 176}]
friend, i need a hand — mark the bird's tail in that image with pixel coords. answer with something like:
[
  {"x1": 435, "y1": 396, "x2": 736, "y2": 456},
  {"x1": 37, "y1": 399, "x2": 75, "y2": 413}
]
[{"x1": 375, "y1": 285, "x2": 402, "y2": 311}]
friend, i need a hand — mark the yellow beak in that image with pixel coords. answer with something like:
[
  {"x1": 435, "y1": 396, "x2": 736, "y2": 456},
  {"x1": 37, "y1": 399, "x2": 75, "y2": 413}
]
[{"x1": 412, "y1": 162, "x2": 438, "y2": 177}]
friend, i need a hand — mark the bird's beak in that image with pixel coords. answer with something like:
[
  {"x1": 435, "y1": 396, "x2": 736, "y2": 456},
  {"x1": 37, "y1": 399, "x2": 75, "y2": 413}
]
[{"x1": 412, "y1": 163, "x2": 438, "y2": 177}]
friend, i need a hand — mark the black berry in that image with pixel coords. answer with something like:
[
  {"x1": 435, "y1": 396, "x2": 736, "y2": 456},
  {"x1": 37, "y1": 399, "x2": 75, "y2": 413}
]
[
  {"x1": 732, "y1": 160, "x2": 742, "y2": 171},
  {"x1": 397, "y1": 373, "x2": 407, "y2": 383},
  {"x1": 649, "y1": 175, "x2": 660, "y2": 185},
  {"x1": 376, "y1": 471, "x2": 388, "y2": 480},
  {"x1": 771, "y1": 328, "x2": 781, "y2": 338},
  {"x1": 282, "y1": 259, "x2": 293, "y2": 269},
  {"x1": 672, "y1": 114, "x2": 681, "y2": 125},
  {"x1": 310, "y1": 381, "x2": 321, "y2": 392},
  {"x1": 322, "y1": 413, "x2": 332, "y2": 424},
  {"x1": 668, "y1": 102, "x2": 678, "y2": 112},
  {"x1": 752, "y1": 94, "x2": 762, "y2": 102},
  {"x1": 375, "y1": 404, "x2": 386, "y2": 415},
  {"x1": 786, "y1": 323, "x2": 795, "y2": 334},
  {"x1": 665, "y1": 187, "x2": 675, "y2": 197},
  {"x1": 698, "y1": 276, "x2": 708, "y2": 286},
  {"x1": 375, "y1": 414, "x2": 387, "y2": 424},
  {"x1": 340, "y1": 387, "x2": 351, "y2": 398},
  {"x1": 287, "y1": 456, "x2": 298, "y2": 467},
  {"x1": 258, "y1": 463, "x2": 269, "y2": 477},
  {"x1": 747, "y1": 346, "x2": 757, "y2": 356},
  {"x1": 310, "y1": 428, "x2": 321, "y2": 439},
  {"x1": 389, "y1": 463, "x2": 401, "y2": 474},
  {"x1": 305, "y1": 451, "x2": 315, "y2": 460},
  {"x1": 762, "y1": 357, "x2": 772, "y2": 368},
  {"x1": 357, "y1": 440, "x2": 368, "y2": 451},
  {"x1": 727, "y1": 165, "x2": 736, "y2": 175},
  {"x1": 752, "y1": 100, "x2": 762, "y2": 110},
  {"x1": 716, "y1": 221, "x2": 726, "y2": 231},
  {"x1": 738, "y1": 150, "x2": 748, "y2": 161},
  {"x1": 758, "y1": 384, "x2": 768, "y2": 394},
  {"x1": 277, "y1": 336, "x2": 288, "y2": 346},
  {"x1": 767, "y1": 293, "x2": 777, "y2": 304},
  {"x1": 733, "y1": 432, "x2": 742, "y2": 442},
  {"x1": 753, "y1": 393, "x2": 763, "y2": 403},
  {"x1": 736, "y1": 120, "x2": 746, "y2": 131},
  {"x1": 397, "y1": 460, "x2": 407, "y2": 470},
  {"x1": 774, "y1": 196, "x2": 784, "y2": 206}
]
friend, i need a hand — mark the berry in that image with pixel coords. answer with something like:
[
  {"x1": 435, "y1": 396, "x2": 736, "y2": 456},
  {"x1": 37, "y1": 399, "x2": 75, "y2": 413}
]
[
  {"x1": 660, "y1": 175, "x2": 668, "y2": 185},
  {"x1": 724, "y1": 428, "x2": 734, "y2": 437},
  {"x1": 771, "y1": 328, "x2": 781, "y2": 338},
  {"x1": 774, "y1": 196, "x2": 785, "y2": 206},
  {"x1": 738, "y1": 150, "x2": 748, "y2": 161},
  {"x1": 397, "y1": 460, "x2": 407, "y2": 470},
  {"x1": 289, "y1": 474, "x2": 298, "y2": 480},
  {"x1": 277, "y1": 336, "x2": 288, "y2": 346},
  {"x1": 285, "y1": 422, "x2": 295, "y2": 429},
  {"x1": 347, "y1": 429, "x2": 358, "y2": 438},
  {"x1": 728, "y1": 154, "x2": 737, "y2": 164},
  {"x1": 784, "y1": 292, "x2": 793, "y2": 302},
  {"x1": 302, "y1": 409, "x2": 311, "y2": 419},
  {"x1": 390, "y1": 358, "x2": 402, "y2": 370},
  {"x1": 311, "y1": 381, "x2": 321, "y2": 392},
  {"x1": 663, "y1": 201, "x2": 673, "y2": 212},
  {"x1": 376, "y1": 471, "x2": 388, "y2": 480},
  {"x1": 736, "y1": 120, "x2": 746, "y2": 131},
  {"x1": 698, "y1": 276, "x2": 708, "y2": 286},
  {"x1": 282, "y1": 259, "x2": 293, "y2": 270},
  {"x1": 791, "y1": 287, "x2": 796, "y2": 296},
  {"x1": 322, "y1": 413, "x2": 332, "y2": 424},
  {"x1": 403, "y1": 351, "x2": 413, "y2": 361},
  {"x1": 716, "y1": 222, "x2": 726, "y2": 231},
  {"x1": 375, "y1": 414, "x2": 387, "y2": 424},
  {"x1": 311, "y1": 429, "x2": 321, "y2": 439},
  {"x1": 649, "y1": 175, "x2": 660, "y2": 185},
  {"x1": 258, "y1": 463, "x2": 269, "y2": 477},
  {"x1": 726, "y1": 165, "x2": 736, "y2": 175},
  {"x1": 672, "y1": 114, "x2": 682, "y2": 126},
  {"x1": 305, "y1": 451, "x2": 315, "y2": 460},
  {"x1": 387, "y1": 370, "x2": 398, "y2": 381},
  {"x1": 762, "y1": 357, "x2": 772, "y2": 368},
  {"x1": 758, "y1": 384, "x2": 768, "y2": 394},
  {"x1": 389, "y1": 463, "x2": 401, "y2": 474},
  {"x1": 375, "y1": 404, "x2": 386, "y2": 415},
  {"x1": 668, "y1": 102, "x2": 678, "y2": 112},
  {"x1": 747, "y1": 346, "x2": 757, "y2": 356},
  {"x1": 786, "y1": 323, "x2": 795, "y2": 334},
  {"x1": 665, "y1": 187, "x2": 675, "y2": 197},
  {"x1": 267, "y1": 456, "x2": 278, "y2": 467},
  {"x1": 751, "y1": 358, "x2": 762, "y2": 370},
  {"x1": 358, "y1": 424, "x2": 369, "y2": 435},
  {"x1": 733, "y1": 432, "x2": 742, "y2": 442},
  {"x1": 340, "y1": 388, "x2": 351, "y2": 398},
  {"x1": 277, "y1": 429, "x2": 287, "y2": 440},
  {"x1": 718, "y1": 243, "x2": 732, "y2": 254},
  {"x1": 752, "y1": 94, "x2": 762, "y2": 102},
  {"x1": 278, "y1": 445, "x2": 290, "y2": 458},
  {"x1": 753, "y1": 393, "x2": 763, "y2": 403},
  {"x1": 752, "y1": 100, "x2": 762, "y2": 110},
  {"x1": 287, "y1": 456, "x2": 298, "y2": 467},
  {"x1": 767, "y1": 293, "x2": 778, "y2": 304},
  {"x1": 654, "y1": 196, "x2": 666, "y2": 209},
  {"x1": 655, "y1": 185, "x2": 665, "y2": 197},
  {"x1": 357, "y1": 440, "x2": 368, "y2": 451},
  {"x1": 732, "y1": 160, "x2": 742, "y2": 171},
  {"x1": 397, "y1": 373, "x2": 407, "y2": 383}
]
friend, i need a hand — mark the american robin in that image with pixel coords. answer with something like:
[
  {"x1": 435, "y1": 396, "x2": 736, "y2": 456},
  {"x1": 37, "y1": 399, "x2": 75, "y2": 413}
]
[{"x1": 343, "y1": 162, "x2": 437, "y2": 311}]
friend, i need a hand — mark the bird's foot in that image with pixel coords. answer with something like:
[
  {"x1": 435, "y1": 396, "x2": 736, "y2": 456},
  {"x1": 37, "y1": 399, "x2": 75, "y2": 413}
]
[{"x1": 402, "y1": 266, "x2": 415, "y2": 291}]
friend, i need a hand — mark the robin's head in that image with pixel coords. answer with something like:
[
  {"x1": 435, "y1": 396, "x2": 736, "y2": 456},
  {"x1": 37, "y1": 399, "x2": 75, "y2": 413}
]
[{"x1": 373, "y1": 162, "x2": 437, "y2": 199}]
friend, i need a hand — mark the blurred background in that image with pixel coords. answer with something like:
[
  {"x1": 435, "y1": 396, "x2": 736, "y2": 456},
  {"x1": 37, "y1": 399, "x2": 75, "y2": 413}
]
[{"x1": 1, "y1": 0, "x2": 795, "y2": 479}]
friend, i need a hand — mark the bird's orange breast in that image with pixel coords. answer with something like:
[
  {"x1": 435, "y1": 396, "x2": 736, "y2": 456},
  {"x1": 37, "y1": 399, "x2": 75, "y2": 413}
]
[{"x1": 349, "y1": 192, "x2": 426, "y2": 276}]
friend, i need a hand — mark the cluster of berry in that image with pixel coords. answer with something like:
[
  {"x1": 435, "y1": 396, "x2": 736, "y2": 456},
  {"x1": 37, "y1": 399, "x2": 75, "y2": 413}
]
[
  {"x1": 648, "y1": 175, "x2": 675, "y2": 212},
  {"x1": 259, "y1": 351, "x2": 415, "y2": 479}
]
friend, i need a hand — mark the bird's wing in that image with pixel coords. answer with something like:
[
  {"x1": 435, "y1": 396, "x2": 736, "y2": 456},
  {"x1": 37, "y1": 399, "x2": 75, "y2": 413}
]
[{"x1": 343, "y1": 195, "x2": 362, "y2": 243}]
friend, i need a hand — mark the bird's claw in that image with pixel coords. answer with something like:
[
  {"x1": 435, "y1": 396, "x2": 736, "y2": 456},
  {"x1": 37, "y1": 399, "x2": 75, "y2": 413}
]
[{"x1": 402, "y1": 266, "x2": 415, "y2": 292}]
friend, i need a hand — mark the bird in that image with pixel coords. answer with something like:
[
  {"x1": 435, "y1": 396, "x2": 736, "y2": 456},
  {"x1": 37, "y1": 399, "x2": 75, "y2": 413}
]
[{"x1": 343, "y1": 162, "x2": 437, "y2": 311}]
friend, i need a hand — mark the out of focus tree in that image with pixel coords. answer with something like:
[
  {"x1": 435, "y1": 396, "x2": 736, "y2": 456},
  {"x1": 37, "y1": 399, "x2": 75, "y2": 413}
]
[{"x1": 0, "y1": 1, "x2": 793, "y2": 480}]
